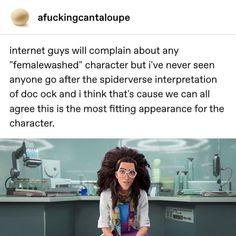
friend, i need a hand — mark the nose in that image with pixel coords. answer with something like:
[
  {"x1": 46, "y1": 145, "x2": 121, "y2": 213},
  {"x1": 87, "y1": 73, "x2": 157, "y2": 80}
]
[{"x1": 124, "y1": 173, "x2": 130, "y2": 179}]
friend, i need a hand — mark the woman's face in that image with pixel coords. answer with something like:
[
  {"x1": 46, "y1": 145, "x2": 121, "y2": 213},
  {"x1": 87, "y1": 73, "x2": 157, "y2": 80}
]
[{"x1": 115, "y1": 162, "x2": 136, "y2": 193}]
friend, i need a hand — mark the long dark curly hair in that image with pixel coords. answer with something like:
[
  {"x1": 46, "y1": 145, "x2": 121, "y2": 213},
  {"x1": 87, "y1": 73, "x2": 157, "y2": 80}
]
[{"x1": 97, "y1": 146, "x2": 151, "y2": 210}]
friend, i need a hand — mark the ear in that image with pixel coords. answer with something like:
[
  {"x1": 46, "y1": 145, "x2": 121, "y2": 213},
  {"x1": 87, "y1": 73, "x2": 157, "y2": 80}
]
[{"x1": 115, "y1": 171, "x2": 118, "y2": 179}]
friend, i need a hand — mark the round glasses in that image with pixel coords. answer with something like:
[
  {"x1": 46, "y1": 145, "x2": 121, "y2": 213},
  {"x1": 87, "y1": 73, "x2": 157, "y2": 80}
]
[{"x1": 117, "y1": 168, "x2": 137, "y2": 178}]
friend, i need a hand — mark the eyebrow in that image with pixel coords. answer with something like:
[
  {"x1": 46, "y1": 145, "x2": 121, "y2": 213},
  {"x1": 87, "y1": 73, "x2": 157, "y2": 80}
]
[{"x1": 119, "y1": 167, "x2": 135, "y2": 171}]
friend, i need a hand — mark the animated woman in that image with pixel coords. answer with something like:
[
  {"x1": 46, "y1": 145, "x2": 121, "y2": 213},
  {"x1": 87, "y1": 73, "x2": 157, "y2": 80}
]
[{"x1": 97, "y1": 147, "x2": 151, "y2": 236}]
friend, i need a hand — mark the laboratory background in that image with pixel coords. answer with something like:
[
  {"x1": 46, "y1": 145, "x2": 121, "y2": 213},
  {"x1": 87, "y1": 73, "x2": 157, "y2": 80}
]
[{"x1": 0, "y1": 138, "x2": 235, "y2": 236}]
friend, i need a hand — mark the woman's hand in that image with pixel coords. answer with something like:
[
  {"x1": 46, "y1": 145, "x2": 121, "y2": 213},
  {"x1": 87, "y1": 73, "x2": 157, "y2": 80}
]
[
  {"x1": 136, "y1": 226, "x2": 148, "y2": 236},
  {"x1": 102, "y1": 227, "x2": 113, "y2": 236}
]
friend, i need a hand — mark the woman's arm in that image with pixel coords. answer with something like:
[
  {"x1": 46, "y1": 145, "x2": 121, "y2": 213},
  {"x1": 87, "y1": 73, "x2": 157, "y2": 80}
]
[
  {"x1": 98, "y1": 191, "x2": 113, "y2": 236},
  {"x1": 102, "y1": 227, "x2": 113, "y2": 236},
  {"x1": 137, "y1": 190, "x2": 150, "y2": 235},
  {"x1": 136, "y1": 226, "x2": 148, "y2": 236}
]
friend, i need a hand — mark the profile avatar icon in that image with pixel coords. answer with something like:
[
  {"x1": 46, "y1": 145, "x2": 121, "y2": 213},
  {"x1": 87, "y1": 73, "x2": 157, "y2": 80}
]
[{"x1": 11, "y1": 8, "x2": 29, "y2": 26}]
